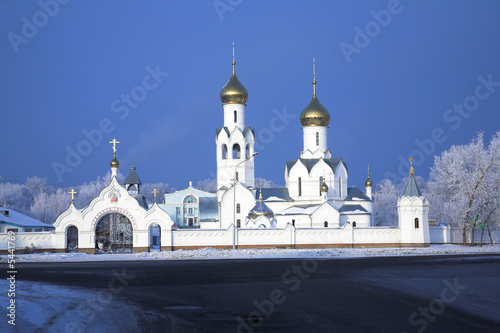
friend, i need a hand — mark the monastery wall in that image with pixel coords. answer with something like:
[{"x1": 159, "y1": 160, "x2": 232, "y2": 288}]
[{"x1": 1, "y1": 226, "x2": 497, "y2": 254}]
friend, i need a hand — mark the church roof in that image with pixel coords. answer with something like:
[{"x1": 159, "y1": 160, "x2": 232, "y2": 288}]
[
  {"x1": 216, "y1": 126, "x2": 255, "y2": 139},
  {"x1": 339, "y1": 204, "x2": 369, "y2": 214},
  {"x1": 277, "y1": 204, "x2": 320, "y2": 215},
  {"x1": 256, "y1": 188, "x2": 293, "y2": 202},
  {"x1": 285, "y1": 158, "x2": 347, "y2": 177},
  {"x1": 132, "y1": 195, "x2": 148, "y2": 209},
  {"x1": 403, "y1": 175, "x2": 422, "y2": 197},
  {"x1": 248, "y1": 200, "x2": 274, "y2": 219},
  {"x1": 199, "y1": 197, "x2": 219, "y2": 222},
  {"x1": 124, "y1": 165, "x2": 141, "y2": 185},
  {"x1": 345, "y1": 187, "x2": 371, "y2": 201}
]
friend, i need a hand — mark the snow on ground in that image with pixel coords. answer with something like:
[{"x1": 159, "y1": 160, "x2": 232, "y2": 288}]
[
  {"x1": 1, "y1": 244, "x2": 499, "y2": 263},
  {"x1": 0, "y1": 280, "x2": 141, "y2": 333}
]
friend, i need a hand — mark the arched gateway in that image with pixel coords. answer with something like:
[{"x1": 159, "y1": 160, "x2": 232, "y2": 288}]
[{"x1": 95, "y1": 213, "x2": 133, "y2": 254}]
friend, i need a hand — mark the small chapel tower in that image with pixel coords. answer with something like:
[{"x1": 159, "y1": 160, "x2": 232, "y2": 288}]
[
  {"x1": 216, "y1": 43, "x2": 256, "y2": 191},
  {"x1": 124, "y1": 165, "x2": 142, "y2": 195},
  {"x1": 398, "y1": 159, "x2": 430, "y2": 247}
]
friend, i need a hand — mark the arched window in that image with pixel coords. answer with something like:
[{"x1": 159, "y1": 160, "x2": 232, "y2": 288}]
[
  {"x1": 234, "y1": 110, "x2": 237, "y2": 123},
  {"x1": 222, "y1": 144, "x2": 228, "y2": 160},
  {"x1": 246, "y1": 144, "x2": 250, "y2": 159},
  {"x1": 66, "y1": 225, "x2": 78, "y2": 253},
  {"x1": 414, "y1": 218, "x2": 419, "y2": 229},
  {"x1": 237, "y1": 203, "x2": 241, "y2": 214},
  {"x1": 324, "y1": 221, "x2": 328, "y2": 227},
  {"x1": 233, "y1": 144, "x2": 241, "y2": 159},
  {"x1": 353, "y1": 221, "x2": 357, "y2": 227},
  {"x1": 237, "y1": 219, "x2": 241, "y2": 228},
  {"x1": 319, "y1": 176, "x2": 323, "y2": 195},
  {"x1": 184, "y1": 195, "x2": 197, "y2": 204},
  {"x1": 292, "y1": 220, "x2": 295, "y2": 227},
  {"x1": 298, "y1": 177, "x2": 302, "y2": 196},
  {"x1": 316, "y1": 132, "x2": 319, "y2": 146}
]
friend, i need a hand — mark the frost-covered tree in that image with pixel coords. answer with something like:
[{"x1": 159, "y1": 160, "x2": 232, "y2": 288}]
[
  {"x1": 255, "y1": 177, "x2": 282, "y2": 188},
  {"x1": 141, "y1": 182, "x2": 173, "y2": 205},
  {"x1": 196, "y1": 179, "x2": 217, "y2": 193},
  {"x1": 31, "y1": 188, "x2": 70, "y2": 223},
  {"x1": 74, "y1": 172, "x2": 124, "y2": 209},
  {"x1": 427, "y1": 131, "x2": 500, "y2": 245},
  {"x1": 373, "y1": 179, "x2": 398, "y2": 226}
]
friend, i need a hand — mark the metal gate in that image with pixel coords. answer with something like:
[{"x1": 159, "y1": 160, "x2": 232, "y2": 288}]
[
  {"x1": 95, "y1": 213, "x2": 133, "y2": 254},
  {"x1": 66, "y1": 226, "x2": 78, "y2": 253}
]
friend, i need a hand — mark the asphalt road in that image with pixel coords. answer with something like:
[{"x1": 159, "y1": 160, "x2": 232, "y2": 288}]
[{"x1": 13, "y1": 255, "x2": 500, "y2": 332}]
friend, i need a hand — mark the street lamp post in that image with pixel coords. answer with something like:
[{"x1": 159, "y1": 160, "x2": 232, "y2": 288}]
[{"x1": 232, "y1": 152, "x2": 258, "y2": 250}]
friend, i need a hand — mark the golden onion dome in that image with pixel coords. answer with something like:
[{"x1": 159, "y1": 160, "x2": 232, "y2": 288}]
[
  {"x1": 110, "y1": 153, "x2": 119, "y2": 168},
  {"x1": 300, "y1": 59, "x2": 330, "y2": 127},
  {"x1": 365, "y1": 165, "x2": 373, "y2": 187},
  {"x1": 320, "y1": 181, "x2": 329, "y2": 193},
  {"x1": 365, "y1": 176, "x2": 373, "y2": 188},
  {"x1": 220, "y1": 61, "x2": 248, "y2": 105}
]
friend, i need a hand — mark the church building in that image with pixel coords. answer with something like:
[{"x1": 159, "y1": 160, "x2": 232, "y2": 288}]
[{"x1": 214, "y1": 48, "x2": 373, "y2": 230}]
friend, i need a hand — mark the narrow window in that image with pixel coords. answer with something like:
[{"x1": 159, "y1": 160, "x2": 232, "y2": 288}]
[
  {"x1": 338, "y1": 178, "x2": 342, "y2": 197},
  {"x1": 298, "y1": 177, "x2": 302, "y2": 196},
  {"x1": 246, "y1": 144, "x2": 250, "y2": 159},
  {"x1": 414, "y1": 218, "x2": 419, "y2": 229},
  {"x1": 319, "y1": 176, "x2": 323, "y2": 195},
  {"x1": 234, "y1": 110, "x2": 237, "y2": 123},
  {"x1": 222, "y1": 144, "x2": 228, "y2": 159},
  {"x1": 324, "y1": 221, "x2": 328, "y2": 227},
  {"x1": 316, "y1": 132, "x2": 319, "y2": 146},
  {"x1": 236, "y1": 171, "x2": 239, "y2": 180},
  {"x1": 237, "y1": 219, "x2": 241, "y2": 228},
  {"x1": 292, "y1": 220, "x2": 295, "y2": 227},
  {"x1": 233, "y1": 144, "x2": 241, "y2": 159},
  {"x1": 237, "y1": 203, "x2": 241, "y2": 214},
  {"x1": 353, "y1": 221, "x2": 357, "y2": 227}
]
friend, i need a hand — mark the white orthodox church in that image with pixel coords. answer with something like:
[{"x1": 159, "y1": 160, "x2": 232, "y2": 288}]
[
  {"x1": 3, "y1": 46, "x2": 469, "y2": 254},
  {"x1": 212, "y1": 54, "x2": 374, "y2": 231}
]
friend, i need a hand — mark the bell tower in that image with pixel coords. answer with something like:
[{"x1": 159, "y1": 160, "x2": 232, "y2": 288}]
[{"x1": 216, "y1": 43, "x2": 256, "y2": 191}]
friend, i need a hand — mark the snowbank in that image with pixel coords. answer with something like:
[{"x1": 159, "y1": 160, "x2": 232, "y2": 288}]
[{"x1": 2, "y1": 244, "x2": 499, "y2": 263}]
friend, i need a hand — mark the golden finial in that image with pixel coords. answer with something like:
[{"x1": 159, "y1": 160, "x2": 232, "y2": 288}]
[
  {"x1": 408, "y1": 158, "x2": 414, "y2": 176},
  {"x1": 312, "y1": 58, "x2": 317, "y2": 97},
  {"x1": 152, "y1": 188, "x2": 159, "y2": 203},
  {"x1": 68, "y1": 189, "x2": 77, "y2": 203},
  {"x1": 109, "y1": 139, "x2": 120, "y2": 153},
  {"x1": 258, "y1": 180, "x2": 263, "y2": 201}
]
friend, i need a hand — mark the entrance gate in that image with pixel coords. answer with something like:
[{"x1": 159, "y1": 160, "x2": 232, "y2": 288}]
[{"x1": 95, "y1": 213, "x2": 133, "y2": 254}]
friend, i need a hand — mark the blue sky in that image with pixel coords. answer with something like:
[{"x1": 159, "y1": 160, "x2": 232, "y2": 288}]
[{"x1": 1, "y1": 0, "x2": 500, "y2": 190}]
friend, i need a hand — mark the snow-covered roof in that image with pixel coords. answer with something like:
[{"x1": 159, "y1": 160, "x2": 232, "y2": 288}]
[
  {"x1": 285, "y1": 158, "x2": 348, "y2": 177},
  {"x1": 339, "y1": 204, "x2": 369, "y2": 215},
  {"x1": 345, "y1": 187, "x2": 371, "y2": 201},
  {"x1": 257, "y1": 188, "x2": 292, "y2": 202},
  {"x1": 0, "y1": 207, "x2": 54, "y2": 228},
  {"x1": 277, "y1": 204, "x2": 319, "y2": 215}
]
